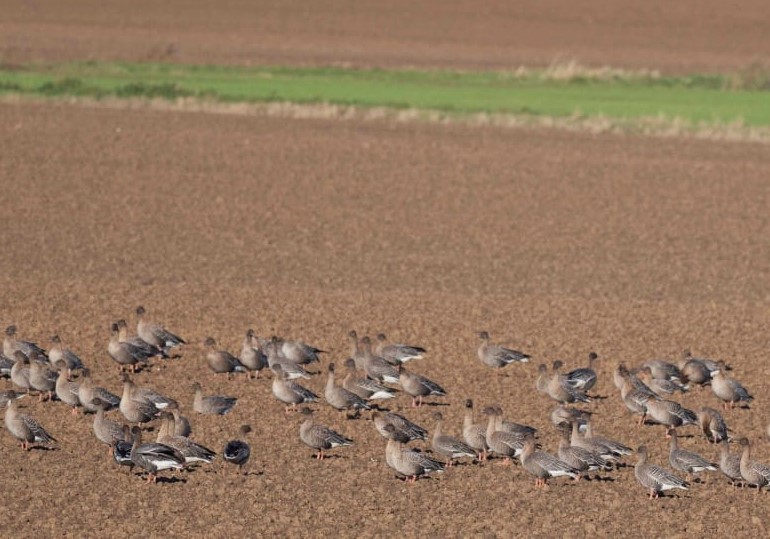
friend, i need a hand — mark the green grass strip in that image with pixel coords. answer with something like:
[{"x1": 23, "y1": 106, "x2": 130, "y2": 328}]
[{"x1": 1, "y1": 61, "x2": 770, "y2": 127}]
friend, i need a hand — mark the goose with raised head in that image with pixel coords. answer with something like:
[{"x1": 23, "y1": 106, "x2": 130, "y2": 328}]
[
  {"x1": 483, "y1": 407, "x2": 527, "y2": 464},
  {"x1": 119, "y1": 375, "x2": 159, "y2": 424},
  {"x1": 53, "y1": 360, "x2": 80, "y2": 414},
  {"x1": 431, "y1": 412, "x2": 476, "y2": 466},
  {"x1": 10, "y1": 351, "x2": 32, "y2": 393},
  {"x1": 157, "y1": 413, "x2": 216, "y2": 464},
  {"x1": 324, "y1": 363, "x2": 371, "y2": 417},
  {"x1": 383, "y1": 424, "x2": 444, "y2": 483},
  {"x1": 360, "y1": 336, "x2": 399, "y2": 384},
  {"x1": 341, "y1": 358, "x2": 396, "y2": 402},
  {"x1": 78, "y1": 369, "x2": 120, "y2": 414},
  {"x1": 4, "y1": 398, "x2": 56, "y2": 450},
  {"x1": 666, "y1": 428, "x2": 717, "y2": 481},
  {"x1": 135, "y1": 306, "x2": 186, "y2": 355},
  {"x1": 711, "y1": 369, "x2": 752, "y2": 410},
  {"x1": 48, "y1": 335, "x2": 85, "y2": 377},
  {"x1": 634, "y1": 445, "x2": 688, "y2": 499},
  {"x1": 108, "y1": 323, "x2": 152, "y2": 373},
  {"x1": 204, "y1": 337, "x2": 245, "y2": 379},
  {"x1": 375, "y1": 333, "x2": 426, "y2": 364},
  {"x1": 476, "y1": 331, "x2": 530, "y2": 370},
  {"x1": 521, "y1": 436, "x2": 579, "y2": 488},
  {"x1": 556, "y1": 424, "x2": 610, "y2": 479},
  {"x1": 299, "y1": 407, "x2": 353, "y2": 460},
  {"x1": 92, "y1": 398, "x2": 129, "y2": 450},
  {"x1": 28, "y1": 355, "x2": 58, "y2": 402},
  {"x1": 545, "y1": 361, "x2": 589, "y2": 404},
  {"x1": 271, "y1": 364, "x2": 318, "y2": 412},
  {"x1": 240, "y1": 329, "x2": 267, "y2": 379},
  {"x1": 129, "y1": 426, "x2": 186, "y2": 483},
  {"x1": 265, "y1": 336, "x2": 311, "y2": 380},
  {"x1": 564, "y1": 352, "x2": 599, "y2": 392},
  {"x1": 463, "y1": 399, "x2": 488, "y2": 461},
  {"x1": 3, "y1": 325, "x2": 46, "y2": 359},
  {"x1": 738, "y1": 438, "x2": 770, "y2": 492},
  {"x1": 718, "y1": 438, "x2": 742, "y2": 488},
  {"x1": 117, "y1": 319, "x2": 164, "y2": 358}
]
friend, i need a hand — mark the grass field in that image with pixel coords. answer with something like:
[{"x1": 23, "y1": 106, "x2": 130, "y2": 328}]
[{"x1": 1, "y1": 62, "x2": 770, "y2": 128}]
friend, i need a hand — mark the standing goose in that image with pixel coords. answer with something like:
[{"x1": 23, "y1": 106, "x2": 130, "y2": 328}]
[
  {"x1": 642, "y1": 360, "x2": 685, "y2": 383},
  {"x1": 520, "y1": 436, "x2": 579, "y2": 488},
  {"x1": 360, "y1": 336, "x2": 400, "y2": 384},
  {"x1": 92, "y1": 398, "x2": 128, "y2": 451},
  {"x1": 569, "y1": 421, "x2": 622, "y2": 464},
  {"x1": 192, "y1": 382, "x2": 237, "y2": 415},
  {"x1": 48, "y1": 335, "x2": 85, "y2": 377},
  {"x1": 156, "y1": 413, "x2": 216, "y2": 464},
  {"x1": 556, "y1": 424, "x2": 610, "y2": 479},
  {"x1": 135, "y1": 306, "x2": 186, "y2": 355},
  {"x1": 119, "y1": 376, "x2": 159, "y2": 424},
  {"x1": 483, "y1": 407, "x2": 527, "y2": 464},
  {"x1": 620, "y1": 375, "x2": 656, "y2": 426},
  {"x1": 265, "y1": 338, "x2": 311, "y2": 380},
  {"x1": 53, "y1": 360, "x2": 81, "y2": 414},
  {"x1": 3, "y1": 325, "x2": 47, "y2": 359},
  {"x1": 129, "y1": 426, "x2": 186, "y2": 483},
  {"x1": 108, "y1": 323, "x2": 152, "y2": 373},
  {"x1": 116, "y1": 319, "x2": 164, "y2": 358},
  {"x1": 223, "y1": 425, "x2": 252, "y2": 475},
  {"x1": 324, "y1": 363, "x2": 371, "y2": 417},
  {"x1": 78, "y1": 368, "x2": 120, "y2": 413},
  {"x1": 431, "y1": 412, "x2": 476, "y2": 466},
  {"x1": 10, "y1": 351, "x2": 33, "y2": 393},
  {"x1": 341, "y1": 358, "x2": 396, "y2": 402},
  {"x1": 634, "y1": 445, "x2": 689, "y2": 499},
  {"x1": 372, "y1": 411, "x2": 428, "y2": 442},
  {"x1": 738, "y1": 438, "x2": 770, "y2": 492},
  {"x1": 4, "y1": 398, "x2": 57, "y2": 450},
  {"x1": 398, "y1": 364, "x2": 446, "y2": 407},
  {"x1": 113, "y1": 425, "x2": 135, "y2": 473},
  {"x1": 564, "y1": 352, "x2": 599, "y2": 392},
  {"x1": 551, "y1": 405, "x2": 591, "y2": 433},
  {"x1": 666, "y1": 428, "x2": 717, "y2": 481},
  {"x1": 271, "y1": 365, "x2": 318, "y2": 412},
  {"x1": 582, "y1": 422, "x2": 633, "y2": 460},
  {"x1": 637, "y1": 366, "x2": 688, "y2": 397},
  {"x1": 375, "y1": 333, "x2": 426, "y2": 364},
  {"x1": 711, "y1": 369, "x2": 753, "y2": 410},
  {"x1": 347, "y1": 330, "x2": 367, "y2": 370},
  {"x1": 28, "y1": 355, "x2": 58, "y2": 402},
  {"x1": 476, "y1": 331, "x2": 530, "y2": 370},
  {"x1": 643, "y1": 397, "x2": 697, "y2": 431},
  {"x1": 463, "y1": 399, "x2": 488, "y2": 461},
  {"x1": 126, "y1": 377, "x2": 177, "y2": 411},
  {"x1": 239, "y1": 329, "x2": 267, "y2": 379},
  {"x1": 277, "y1": 337, "x2": 326, "y2": 365},
  {"x1": 204, "y1": 337, "x2": 245, "y2": 379},
  {"x1": 718, "y1": 438, "x2": 743, "y2": 487},
  {"x1": 679, "y1": 350, "x2": 714, "y2": 387},
  {"x1": 544, "y1": 361, "x2": 589, "y2": 404},
  {"x1": 165, "y1": 403, "x2": 192, "y2": 438},
  {"x1": 298, "y1": 407, "x2": 353, "y2": 460},
  {"x1": 383, "y1": 424, "x2": 444, "y2": 483},
  {"x1": 696, "y1": 407, "x2": 728, "y2": 443}
]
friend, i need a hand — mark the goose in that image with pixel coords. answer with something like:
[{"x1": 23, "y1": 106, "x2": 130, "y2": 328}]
[
  {"x1": 3, "y1": 325, "x2": 47, "y2": 359},
  {"x1": 0, "y1": 353, "x2": 13, "y2": 378},
  {"x1": 276, "y1": 337, "x2": 326, "y2": 365},
  {"x1": 0, "y1": 389, "x2": 24, "y2": 408},
  {"x1": 360, "y1": 336, "x2": 399, "y2": 384},
  {"x1": 556, "y1": 424, "x2": 610, "y2": 479},
  {"x1": 637, "y1": 366, "x2": 688, "y2": 397},
  {"x1": 48, "y1": 335, "x2": 85, "y2": 377},
  {"x1": 239, "y1": 329, "x2": 267, "y2": 379},
  {"x1": 204, "y1": 337, "x2": 245, "y2": 379},
  {"x1": 372, "y1": 411, "x2": 427, "y2": 441},
  {"x1": 620, "y1": 375, "x2": 656, "y2": 426},
  {"x1": 4, "y1": 398, "x2": 56, "y2": 450},
  {"x1": 116, "y1": 319, "x2": 164, "y2": 358},
  {"x1": 375, "y1": 333, "x2": 426, "y2": 364},
  {"x1": 324, "y1": 363, "x2": 370, "y2": 417},
  {"x1": 135, "y1": 305, "x2": 186, "y2": 355},
  {"x1": 129, "y1": 426, "x2": 186, "y2": 483},
  {"x1": 341, "y1": 358, "x2": 396, "y2": 402},
  {"x1": 113, "y1": 425, "x2": 135, "y2": 473},
  {"x1": 644, "y1": 397, "x2": 697, "y2": 431},
  {"x1": 679, "y1": 350, "x2": 714, "y2": 386},
  {"x1": 551, "y1": 405, "x2": 590, "y2": 433},
  {"x1": 119, "y1": 376, "x2": 159, "y2": 424},
  {"x1": 544, "y1": 361, "x2": 589, "y2": 404},
  {"x1": 431, "y1": 412, "x2": 476, "y2": 466},
  {"x1": 463, "y1": 399, "x2": 488, "y2": 461},
  {"x1": 108, "y1": 323, "x2": 152, "y2": 373},
  {"x1": 642, "y1": 359, "x2": 685, "y2": 383},
  {"x1": 165, "y1": 403, "x2": 192, "y2": 438},
  {"x1": 265, "y1": 336, "x2": 311, "y2": 380},
  {"x1": 92, "y1": 398, "x2": 129, "y2": 451},
  {"x1": 634, "y1": 445, "x2": 689, "y2": 499},
  {"x1": 126, "y1": 376, "x2": 177, "y2": 411},
  {"x1": 78, "y1": 369, "x2": 120, "y2": 413},
  {"x1": 582, "y1": 422, "x2": 633, "y2": 460},
  {"x1": 223, "y1": 425, "x2": 252, "y2": 475},
  {"x1": 718, "y1": 438, "x2": 743, "y2": 487},
  {"x1": 483, "y1": 407, "x2": 527, "y2": 464},
  {"x1": 53, "y1": 360, "x2": 81, "y2": 414},
  {"x1": 696, "y1": 407, "x2": 728, "y2": 443},
  {"x1": 564, "y1": 352, "x2": 599, "y2": 392},
  {"x1": 666, "y1": 428, "x2": 717, "y2": 481},
  {"x1": 28, "y1": 355, "x2": 58, "y2": 402},
  {"x1": 347, "y1": 330, "x2": 367, "y2": 370},
  {"x1": 156, "y1": 413, "x2": 216, "y2": 464},
  {"x1": 397, "y1": 364, "x2": 446, "y2": 407},
  {"x1": 476, "y1": 331, "x2": 530, "y2": 370},
  {"x1": 569, "y1": 421, "x2": 622, "y2": 464},
  {"x1": 383, "y1": 424, "x2": 444, "y2": 482},
  {"x1": 192, "y1": 382, "x2": 237, "y2": 415},
  {"x1": 271, "y1": 365, "x2": 318, "y2": 412},
  {"x1": 10, "y1": 351, "x2": 33, "y2": 393},
  {"x1": 496, "y1": 409, "x2": 538, "y2": 438},
  {"x1": 521, "y1": 436, "x2": 579, "y2": 488},
  {"x1": 738, "y1": 438, "x2": 770, "y2": 492},
  {"x1": 711, "y1": 370, "x2": 752, "y2": 410},
  {"x1": 298, "y1": 407, "x2": 353, "y2": 460}
]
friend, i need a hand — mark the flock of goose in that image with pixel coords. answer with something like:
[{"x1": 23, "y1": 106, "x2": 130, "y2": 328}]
[{"x1": 1, "y1": 307, "x2": 768, "y2": 498}]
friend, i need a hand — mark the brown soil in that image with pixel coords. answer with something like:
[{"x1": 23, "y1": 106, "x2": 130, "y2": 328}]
[
  {"x1": 2, "y1": 102, "x2": 770, "y2": 537},
  {"x1": 2, "y1": 0, "x2": 769, "y2": 73}
]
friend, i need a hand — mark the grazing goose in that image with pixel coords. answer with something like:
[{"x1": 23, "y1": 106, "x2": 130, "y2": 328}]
[
  {"x1": 476, "y1": 331, "x2": 530, "y2": 370},
  {"x1": 192, "y1": 382, "x2": 237, "y2": 415},
  {"x1": 642, "y1": 359, "x2": 685, "y2": 383},
  {"x1": 431, "y1": 412, "x2": 476, "y2": 466},
  {"x1": 204, "y1": 337, "x2": 245, "y2": 379},
  {"x1": 569, "y1": 421, "x2": 622, "y2": 464},
  {"x1": 551, "y1": 405, "x2": 590, "y2": 433},
  {"x1": 78, "y1": 369, "x2": 120, "y2": 413},
  {"x1": 0, "y1": 389, "x2": 24, "y2": 408},
  {"x1": 92, "y1": 398, "x2": 129, "y2": 451},
  {"x1": 375, "y1": 333, "x2": 426, "y2": 364},
  {"x1": 126, "y1": 376, "x2": 177, "y2": 411},
  {"x1": 240, "y1": 329, "x2": 267, "y2": 379},
  {"x1": 299, "y1": 407, "x2": 353, "y2": 460},
  {"x1": 108, "y1": 323, "x2": 152, "y2": 373},
  {"x1": 119, "y1": 376, "x2": 159, "y2": 424},
  {"x1": 271, "y1": 365, "x2": 318, "y2": 412},
  {"x1": 544, "y1": 361, "x2": 589, "y2": 404},
  {"x1": 564, "y1": 352, "x2": 599, "y2": 392},
  {"x1": 372, "y1": 411, "x2": 428, "y2": 441},
  {"x1": 53, "y1": 360, "x2": 81, "y2": 414},
  {"x1": 637, "y1": 366, "x2": 688, "y2": 397},
  {"x1": 711, "y1": 370, "x2": 752, "y2": 410},
  {"x1": 10, "y1": 351, "x2": 33, "y2": 393},
  {"x1": 3, "y1": 325, "x2": 46, "y2": 359},
  {"x1": 666, "y1": 428, "x2": 717, "y2": 481},
  {"x1": 738, "y1": 438, "x2": 770, "y2": 492},
  {"x1": 4, "y1": 398, "x2": 56, "y2": 450},
  {"x1": 276, "y1": 337, "x2": 326, "y2": 365},
  {"x1": 556, "y1": 425, "x2": 610, "y2": 479},
  {"x1": 113, "y1": 425, "x2": 135, "y2": 473},
  {"x1": 28, "y1": 355, "x2": 58, "y2": 402},
  {"x1": 223, "y1": 425, "x2": 252, "y2": 475},
  {"x1": 496, "y1": 408, "x2": 538, "y2": 438},
  {"x1": 135, "y1": 306, "x2": 186, "y2": 355},
  {"x1": 157, "y1": 413, "x2": 216, "y2": 464},
  {"x1": 116, "y1": 319, "x2": 164, "y2": 358},
  {"x1": 129, "y1": 426, "x2": 186, "y2": 483},
  {"x1": 697, "y1": 407, "x2": 728, "y2": 444},
  {"x1": 265, "y1": 338, "x2": 311, "y2": 380},
  {"x1": 620, "y1": 376, "x2": 656, "y2": 426},
  {"x1": 324, "y1": 363, "x2": 371, "y2": 417},
  {"x1": 644, "y1": 397, "x2": 697, "y2": 431},
  {"x1": 634, "y1": 445, "x2": 689, "y2": 499},
  {"x1": 463, "y1": 399, "x2": 488, "y2": 461},
  {"x1": 483, "y1": 407, "x2": 527, "y2": 464},
  {"x1": 718, "y1": 438, "x2": 743, "y2": 487},
  {"x1": 520, "y1": 436, "x2": 579, "y2": 488},
  {"x1": 360, "y1": 336, "x2": 400, "y2": 384},
  {"x1": 398, "y1": 364, "x2": 446, "y2": 407},
  {"x1": 48, "y1": 335, "x2": 85, "y2": 377},
  {"x1": 582, "y1": 422, "x2": 633, "y2": 460},
  {"x1": 341, "y1": 358, "x2": 396, "y2": 402},
  {"x1": 679, "y1": 350, "x2": 714, "y2": 387},
  {"x1": 383, "y1": 424, "x2": 444, "y2": 483}
]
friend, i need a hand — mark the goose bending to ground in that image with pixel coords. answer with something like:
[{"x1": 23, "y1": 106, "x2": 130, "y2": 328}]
[
  {"x1": 299, "y1": 407, "x2": 353, "y2": 460},
  {"x1": 711, "y1": 370, "x2": 753, "y2": 410},
  {"x1": 271, "y1": 365, "x2": 318, "y2": 412},
  {"x1": 637, "y1": 366, "x2": 688, "y2": 397},
  {"x1": 569, "y1": 422, "x2": 622, "y2": 464},
  {"x1": 78, "y1": 369, "x2": 120, "y2": 414},
  {"x1": 108, "y1": 323, "x2": 152, "y2": 373},
  {"x1": 135, "y1": 306, "x2": 186, "y2": 355},
  {"x1": 718, "y1": 438, "x2": 743, "y2": 488},
  {"x1": 372, "y1": 411, "x2": 428, "y2": 441},
  {"x1": 3, "y1": 325, "x2": 46, "y2": 359},
  {"x1": 223, "y1": 425, "x2": 252, "y2": 475},
  {"x1": 240, "y1": 329, "x2": 267, "y2": 379},
  {"x1": 697, "y1": 407, "x2": 728, "y2": 443},
  {"x1": 324, "y1": 363, "x2": 370, "y2": 417},
  {"x1": 431, "y1": 412, "x2": 476, "y2": 466},
  {"x1": 476, "y1": 331, "x2": 530, "y2": 370},
  {"x1": 342, "y1": 359, "x2": 396, "y2": 402},
  {"x1": 276, "y1": 337, "x2": 326, "y2": 365},
  {"x1": 157, "y1": 413, "x2": 216, "y2": 464},
  {"x1": 192, "y1": 382, "x2": 237, "y2": 415},
  {"x1": 643, "y1": 397, "x2": 697, "y2": 431},
  {"x1": 204, "y1": 337, "x2": 245, "y2": 379},
  {"x1": 666, "y1": 428, "x2": 717, "y2": 481},
  {"x1": 129, "y1": 426, "x2": 186, "y2": 483},
  {"x1": 521, "y1": 436, "x2": 579, "y2": 488},
  {"x1": 583, "y1": 422, "x2": 633, "y2": 461},
  {"x1": 48, "y1": 335, "x2": 85, "y2": 377},
  {"x1": 679, "y1": 350, "x2": 716, "y2": 387},
  {"x1": 116, "y1": 319, "x2": 164, "y2": 358},
  {"x1": 4, "y1": 398, "x2": 56, "y2": 450},
  {"x1": 634, "y1": 445, "x2": 688, "y2": 499},
  {"x1": 564, "y1": 352, "x2": 599, "y2": 392},
  {"x1": 642, "y1": 359, "x2": 685, "y2": 383},
  {"x1": 398, "y1": 365, "x2": 446, "y2": 407},
  {"x1": 28, "y1": 355, "x2": 58, "y2": 402},
  {"x1": 126, "y1": 375, "x2": 177, "y2": 411},
  {"x1": 738, "y1": 438, "x2": 770, "y2": 492},
  {"x1": 375, "y1": 333, "x2": 426, "y2": 364},
  {"x1": 53, "y1": 360, "x2": 81, "y2": 414},
  {"x1": 383, "y1": 424, "x2": 444, "y2": 483},
  {"x1": 463, "y1": 399, "x2": 488, "y2": 461},
  {"x1": 360, "y1": 336, "x2": 400, "y2": 384}
]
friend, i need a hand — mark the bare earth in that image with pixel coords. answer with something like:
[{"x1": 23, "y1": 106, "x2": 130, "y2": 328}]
[{"x1": 2, "y1": 2, "x2": 770, "y2": 538}]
